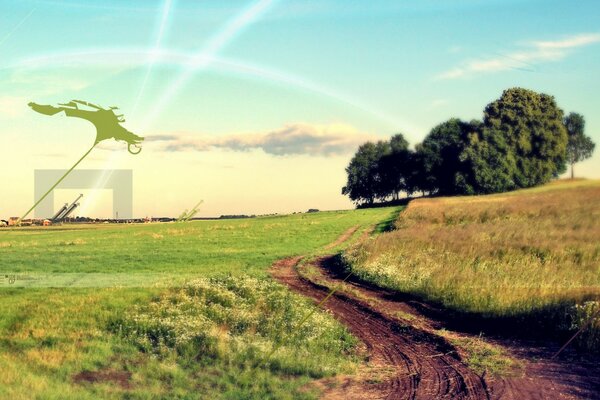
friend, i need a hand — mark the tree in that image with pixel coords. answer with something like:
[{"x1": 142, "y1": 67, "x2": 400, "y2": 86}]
[
  {"x1": 343, "y1": 87, "x2": 580, "y2": 206},
  {"x1": 374, "y1": 141, "x2": 394, "y2": 200},
  {"x1": 460, "y1": 124, "x2": 517, "y2": 194},
  {"x1": 342, "y1": 141, "x2": 389, "y2": 205},
  {"x1": 482, "y1": 88, "x2": 568, "y2": 189},
  {"x1": 564, "y1": 112, "x2": 595, "y2": 179},
  {"x1": 379, "y1": 133, "x2": 413, "y2": 199},
  {"x1": 343, "y1": 135, "x2": 418, "y2": 204},
  {"x1": 416, "y1": 118, "x2": 478, "y2": 195}
]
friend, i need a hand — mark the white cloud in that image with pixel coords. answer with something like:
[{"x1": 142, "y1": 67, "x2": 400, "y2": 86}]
[
  {"x1": 146, "y1": 123, "x2": 378, "y2": 156},
  {"x1": 436, "y1": 68, "x2": 465, "y2": 80},
  {"x1": 532, "y1": 33, "x2": 600, "y2": 50},
  {"x1": 436, "y1": 33, "x2": 600, "y2": 80}
]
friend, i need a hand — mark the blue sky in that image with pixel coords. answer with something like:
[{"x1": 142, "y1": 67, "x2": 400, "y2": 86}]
[{"x1": 1, "y1": 0, "x2": 599, "y2": 217}]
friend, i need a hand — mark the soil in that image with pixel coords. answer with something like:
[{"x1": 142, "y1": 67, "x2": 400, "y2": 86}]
[
  {"x1": 72, "y1": 369, "x2": 132, "y2": 389},
  {"x1": 271, "y1": 227, "x2": 600, "y2": 400}
]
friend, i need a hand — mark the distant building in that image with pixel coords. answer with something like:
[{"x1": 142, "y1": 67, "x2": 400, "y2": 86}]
[
  {"x1": 8, "y1": 217, "x2": 19, "y2": 226},
  {"x1": 43, "y1": 219, "x2": 52, "y2": 226}
]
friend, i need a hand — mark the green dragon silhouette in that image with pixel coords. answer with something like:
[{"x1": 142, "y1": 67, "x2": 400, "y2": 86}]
[
  {"x1": 18, "y1": 100, "x2": 144, "y2": 224},
  {"x1": 28, "y1": 100, "x2": 144, "y2": 154}
]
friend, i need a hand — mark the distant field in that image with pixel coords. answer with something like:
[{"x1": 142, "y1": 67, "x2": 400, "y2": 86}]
[
  {"x1": 0, "y1": 208, "x2": 396, "y2": 399},
  {"x1": 345, "y1": 180, "x2": 600, "y2": 349},
  {"x1": 1, "y1": 209, "x2": 396, "y2": 275}
]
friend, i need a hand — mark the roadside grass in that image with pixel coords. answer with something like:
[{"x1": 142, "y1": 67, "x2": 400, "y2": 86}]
[
  {"x1": 440, "y1": 331, "x2": 521, "y2": 377},
  {"x1": 344, "y1": 180, "x2": 600, "y2": 351},
  {"x1": 0, "y1": 207, "x2": 397, "y2": 399},
  {"x1": 110, "y1": 276, "x2": 358, "y2": 377}
]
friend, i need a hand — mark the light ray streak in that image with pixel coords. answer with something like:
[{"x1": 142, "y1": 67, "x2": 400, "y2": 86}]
[
  {"x1": 139, "y1": 0, "x2": 278, "y2": 131},
  {"x1": 6, "y1": 48, "x2": 419, "y2": 137},
  {"x1": 19, "y1": 143, "x2": 96, "y2": 223},
  {"x1": 77, "y1": 151, "x2": 121, "y2": 218},
  {"x1": 0, "y1": 8, "x2": 36, "y2": 48},
  {"x1": 131, "y1": 0, "x2": 174, "y2": 116},
  {"x1": 21, "y1": 0, "x2": 152, "y2": 12}
]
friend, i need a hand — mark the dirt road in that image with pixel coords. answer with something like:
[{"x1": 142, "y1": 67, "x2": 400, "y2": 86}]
[{"x1": 271, "y1": 228, "x2": 600, "y2": 399}]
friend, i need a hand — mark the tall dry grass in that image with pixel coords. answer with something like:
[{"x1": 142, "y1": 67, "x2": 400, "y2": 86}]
[{"x1": 345, "y1": 180, "x2": 600, "y2": 349}]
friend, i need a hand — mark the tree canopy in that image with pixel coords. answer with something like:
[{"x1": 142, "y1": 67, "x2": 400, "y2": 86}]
[
  {"x1": 482, "y1": 88, "x2": 568, "y2": 189},
  {"x1": 342, "y1": 141, "x2": 386, "y2": 205},
  {"x1": 342, "y1": 134, "x2": 414, "y2": 205},
  {"x1": 415, "y1": 118, "x2": 478, "y2": 195},
  {"x1": 342, "y1": 88, "x2": 594, "y2": 205},
  {"x1": 564, "y1": 112, "x2": 596, "y2": 178}
]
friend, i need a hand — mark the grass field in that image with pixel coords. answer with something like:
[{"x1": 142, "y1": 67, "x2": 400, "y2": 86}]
[
  {"x1": 0, "y1": 208, "x2": 396, "y2": 399},
  {"x1": 346, "y1": 181, "x2": 600, "y2": 347},
  {"x1": 344, "y1": 179, "x2": 600, "y2": 350}
]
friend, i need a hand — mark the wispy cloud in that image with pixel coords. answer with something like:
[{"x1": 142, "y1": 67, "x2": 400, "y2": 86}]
[
  {"x1": 436, "y1": 33, "x2": 600, "y2": 80},
  {"x1": 146, "y1": 123, "x2": 377, "y2": 156},
  {"x1": 8, "y1": 48, "x2": 419, "y2": 135}
]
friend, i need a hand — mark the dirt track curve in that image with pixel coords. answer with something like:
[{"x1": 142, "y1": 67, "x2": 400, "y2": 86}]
[
  {"x1": 273, "y1": 256, "x2": 490, "y2": 400},
  {"x1": 271, "y1": 228, "x2": 600, "y2": 400}
]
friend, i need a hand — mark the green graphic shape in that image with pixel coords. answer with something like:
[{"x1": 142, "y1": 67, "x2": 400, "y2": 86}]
[
  {"x1": 177, "y1": 200, "x2": 204, "y2": 222},
  {"x1": 28, "y1": 100, "x2": 144, "y2": 154},
  {"x1": 18, "y1": 100, "x2": 144, "y2": 224},
  {"x1": 19, "y1": 144, "x2": 95, "y2": 224}
]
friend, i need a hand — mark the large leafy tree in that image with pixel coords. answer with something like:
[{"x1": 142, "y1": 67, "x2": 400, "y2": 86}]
[
  {"x1": 564, "y1": 112, "x2": 595, "y2": 178},
  {"x1": 482, "y1": 88, "x2": 568, "y2": 189}
]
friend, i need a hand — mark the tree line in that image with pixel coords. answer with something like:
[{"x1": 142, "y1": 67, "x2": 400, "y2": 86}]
[{"x1": 343, "y1": 87, "x2": 596, "y2": 205}]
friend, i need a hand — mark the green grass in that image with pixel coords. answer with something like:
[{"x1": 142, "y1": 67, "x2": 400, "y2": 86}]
[
  {"x1": 442, "y1": 332, "x2": 521, "y2": 376},
  {"x1": 110, "y1": 276, "x2": 358, "y2": 376},
  {"x1": 0, "y1": 208, "x2": 397, "y2": 399},
  {"x1": 344, "y1": 180, "x2": 600, "y2": 350}
]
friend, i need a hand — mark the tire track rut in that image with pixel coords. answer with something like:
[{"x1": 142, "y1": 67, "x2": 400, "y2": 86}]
[
  {"x1": 272, "y1": 254, "x2": 490, "y2": 399},
  {"x1": 271, "y1": 226, "x2": 600, "y2": 399}
]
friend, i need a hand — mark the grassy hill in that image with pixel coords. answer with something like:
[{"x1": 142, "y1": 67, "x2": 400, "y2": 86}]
[
  {"x1": 0, "y1": 208, "x2": 396, "y2": 399},
  {"x1": 344, "y1": 179, "x2": 600, "y2": 350}
]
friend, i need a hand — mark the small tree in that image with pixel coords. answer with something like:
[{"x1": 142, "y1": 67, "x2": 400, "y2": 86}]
[
  {"x1": 379, "y1": 133, "x2": 413, "y2": 199},
  {"x1": 342, "y1": 141, "x2": 387, "y2": 205},
  {"x1": 416, "y1": 118, "x2": 477, "y2": 195},
  {"x1": 564, "y1": 112, "x2": 596, "y2": 179}
]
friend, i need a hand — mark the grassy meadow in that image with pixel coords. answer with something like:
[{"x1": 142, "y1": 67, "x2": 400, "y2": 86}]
[
  {"x1": 344, "y1": 180, "x2": 600, "y2": 348},
  {"x1": 0, "y1": 208, "x2": 396, "y2": 399}
]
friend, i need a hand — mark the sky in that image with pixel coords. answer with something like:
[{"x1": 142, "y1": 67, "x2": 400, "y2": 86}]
[{"x1": 1, "y1": 0, "x2": 599, "y2": 218}]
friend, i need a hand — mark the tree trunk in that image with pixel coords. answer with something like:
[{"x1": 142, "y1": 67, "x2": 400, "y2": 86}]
[{"x1": 571, "y1": 162, "x2": 574, "y2": 179}]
